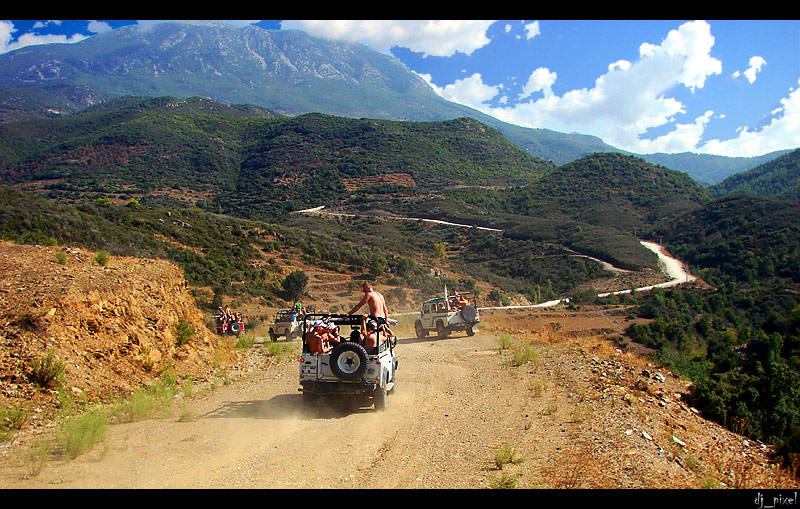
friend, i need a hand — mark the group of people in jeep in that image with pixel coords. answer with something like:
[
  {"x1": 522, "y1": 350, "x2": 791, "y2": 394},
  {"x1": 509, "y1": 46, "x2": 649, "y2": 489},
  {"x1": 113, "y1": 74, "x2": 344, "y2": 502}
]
[
  {"x1": 304, "y1": 282, "x2": 394, "y2": 355},
  {"x1": 216, "y1": 305, "x2": 242, "y2": 328},
  {"x1": 449, "y1": 292, "x2": 470, "y2": 311}
]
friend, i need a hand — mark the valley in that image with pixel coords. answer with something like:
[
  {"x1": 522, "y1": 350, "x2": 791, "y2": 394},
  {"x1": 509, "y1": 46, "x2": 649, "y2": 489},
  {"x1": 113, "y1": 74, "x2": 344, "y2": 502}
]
[{"x1": 0, "y1": 19, "x2": 798, "y2": 490}]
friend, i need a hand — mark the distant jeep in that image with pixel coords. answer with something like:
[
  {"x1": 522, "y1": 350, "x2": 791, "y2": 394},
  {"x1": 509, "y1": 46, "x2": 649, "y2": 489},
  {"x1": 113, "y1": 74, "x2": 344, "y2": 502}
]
[
  {"x1": 268, "y1": 310, "x2": 302, "y2": 341},
  {"x1": 415, "y1": 291, "x2": 479, "y2": 339},
  {"x1": 214, "y1": 314, "x2": 245, "y2": 336}
]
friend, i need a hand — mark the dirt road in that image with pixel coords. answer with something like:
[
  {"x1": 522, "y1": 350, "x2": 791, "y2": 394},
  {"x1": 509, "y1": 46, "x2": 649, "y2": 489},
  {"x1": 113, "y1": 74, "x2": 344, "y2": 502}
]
[
  {"x1": 2, "y1": 324, "x2": 531, "y2": 488},
  {"x1": 3, "y1": 309, "x2": 791, "y2": 489}
]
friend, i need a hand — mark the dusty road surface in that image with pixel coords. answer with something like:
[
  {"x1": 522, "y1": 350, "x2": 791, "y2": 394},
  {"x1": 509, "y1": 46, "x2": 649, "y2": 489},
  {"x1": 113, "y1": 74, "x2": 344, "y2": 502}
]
[{"x1": 1, "y1": 311, "x2": 795, "y2": 489}]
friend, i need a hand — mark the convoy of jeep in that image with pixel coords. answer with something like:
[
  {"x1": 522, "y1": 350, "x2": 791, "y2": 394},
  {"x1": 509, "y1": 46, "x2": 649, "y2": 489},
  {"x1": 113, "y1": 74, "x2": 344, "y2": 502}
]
[
  {"x1": 269, "y1": 286, "x2": 477, "y2": 412},
  {"x1": 298, "y1": 313, "x2": 398, "y2": 411},
  {"x1": 414, "y1": 291, "x2": 480, "y2": 339}
]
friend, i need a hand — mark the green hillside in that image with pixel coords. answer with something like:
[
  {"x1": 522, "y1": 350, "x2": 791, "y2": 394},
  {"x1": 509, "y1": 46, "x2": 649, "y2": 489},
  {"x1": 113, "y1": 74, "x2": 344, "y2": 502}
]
[
  {"x1": 0, "y1": 98, "x2": 554, "y2": 219},
  {"x1": 388, "y1": 152, "x2": 713, "y2": 271},
  {"x1": 709, "y1": 148, "x2": 800, "y2": 201},
  {"x1": 625, "y1": 195, "x2": 800, "y2": 458}
]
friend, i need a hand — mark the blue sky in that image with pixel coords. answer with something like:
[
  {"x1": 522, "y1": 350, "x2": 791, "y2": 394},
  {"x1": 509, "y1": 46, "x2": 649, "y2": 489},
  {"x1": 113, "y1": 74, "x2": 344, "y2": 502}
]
[{"x1": 2, "y1": 19, "x2": 799, "y2": 158}]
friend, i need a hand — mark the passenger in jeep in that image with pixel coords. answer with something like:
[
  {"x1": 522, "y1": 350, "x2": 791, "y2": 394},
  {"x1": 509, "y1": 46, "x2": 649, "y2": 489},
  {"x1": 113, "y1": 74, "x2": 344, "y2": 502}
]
[
  {"x1": 305, "y1": 320, "x2": 332, "y2": 354},
  {"x1": 452, "y1": 292, "x2": 469, "y2": 310},
  {"x1": 349, "y1": 282, "x2": 389, "y2": 319},
  {"x1": 359, "y1": 315, "x2": 380, "y2": 354},
  {"x1": 324, "y1": 321, "x2": 341, "y2": 346}
]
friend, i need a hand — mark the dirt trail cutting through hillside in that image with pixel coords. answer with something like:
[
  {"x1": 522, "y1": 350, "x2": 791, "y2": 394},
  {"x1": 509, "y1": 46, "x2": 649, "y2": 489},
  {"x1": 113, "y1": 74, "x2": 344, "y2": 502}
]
[{"x1": 1, "y1": 312, "x2": 792, "y2": 489}]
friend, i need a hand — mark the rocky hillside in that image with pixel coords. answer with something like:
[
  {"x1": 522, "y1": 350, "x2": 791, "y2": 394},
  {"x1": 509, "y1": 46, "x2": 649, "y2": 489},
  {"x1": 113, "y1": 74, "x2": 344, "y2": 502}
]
[{"x1": 0, "y1": 241, "x2": 230, "y2": 421}]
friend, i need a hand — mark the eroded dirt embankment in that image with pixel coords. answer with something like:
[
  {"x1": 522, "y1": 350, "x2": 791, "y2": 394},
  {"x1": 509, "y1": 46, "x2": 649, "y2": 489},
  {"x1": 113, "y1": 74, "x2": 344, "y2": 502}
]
[{"x1": 0, "y1": 241, "x2": 230, "y2": 418}]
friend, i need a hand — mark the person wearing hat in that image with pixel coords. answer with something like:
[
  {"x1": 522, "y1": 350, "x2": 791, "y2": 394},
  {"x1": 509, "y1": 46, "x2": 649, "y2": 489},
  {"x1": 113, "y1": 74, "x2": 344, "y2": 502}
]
[
  {"x1": 305, "y1": 320, "x2": 331, "y2": 354},
  {"x1": 324, "y1": 321, "x2": 341, "y2": 346}
]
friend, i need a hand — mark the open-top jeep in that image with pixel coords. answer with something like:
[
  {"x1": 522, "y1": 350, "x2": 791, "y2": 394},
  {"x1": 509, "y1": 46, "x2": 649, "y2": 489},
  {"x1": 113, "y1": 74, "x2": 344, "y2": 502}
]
[
  {"x1": 268, "y1": 310, "x2": 303, "y2": 341},
  {"x1": 214, "y1": 314, "x2": 245, "y2": 336},
  {"x1": 299, "y1": 313, "x2": 398, "y2": 411},
  {"x1": 414, "y1": 291, "x2": 479, "y2": 339}
]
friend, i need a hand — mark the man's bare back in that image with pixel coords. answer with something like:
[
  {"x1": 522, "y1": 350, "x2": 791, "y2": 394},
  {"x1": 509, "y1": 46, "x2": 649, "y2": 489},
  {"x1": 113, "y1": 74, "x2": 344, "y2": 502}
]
[{"x1": 349, "y1": 282, "x2": 388, "y2": 318}]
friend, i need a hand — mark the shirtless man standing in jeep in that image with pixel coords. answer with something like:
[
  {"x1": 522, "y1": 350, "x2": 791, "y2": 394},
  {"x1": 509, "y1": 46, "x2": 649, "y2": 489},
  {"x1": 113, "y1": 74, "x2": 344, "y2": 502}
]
[{"x1": 349, "y1": 282, "x2": 388, "y2": 319}]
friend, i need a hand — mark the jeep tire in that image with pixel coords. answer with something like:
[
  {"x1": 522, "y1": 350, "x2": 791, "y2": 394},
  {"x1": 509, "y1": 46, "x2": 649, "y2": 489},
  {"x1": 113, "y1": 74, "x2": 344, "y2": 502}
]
[
  {"x1": 329, "y1": 342, "x2": 369, "y2": 381},
  {"x1": 436, "y1": 321, "x2": 448, "y2": 339},
  {"x1": 373, "y1": 385, "x2": 387, "y2": 410},
  {"x1": 415, "y1": 320, "x2": 427, "y2": 339}
]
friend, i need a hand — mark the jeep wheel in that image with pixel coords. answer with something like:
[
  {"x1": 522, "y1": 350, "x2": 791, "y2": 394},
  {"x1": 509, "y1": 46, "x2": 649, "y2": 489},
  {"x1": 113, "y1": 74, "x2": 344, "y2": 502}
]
[
  {"x1": 466, "y1": 325, "x2": 475, "y2": 336},
  {"x1": 329, "y1": 342, "x2": 369, "y2": 381},
  {"x1": 415, "y1": 320, "x2": 427, "y2": 339},
  {"x1": 436, "y1": 321, "x2": 448, "y2": 339},
  {"x1": 373, "y1": 386, "x2": 387, "y2": 410}
]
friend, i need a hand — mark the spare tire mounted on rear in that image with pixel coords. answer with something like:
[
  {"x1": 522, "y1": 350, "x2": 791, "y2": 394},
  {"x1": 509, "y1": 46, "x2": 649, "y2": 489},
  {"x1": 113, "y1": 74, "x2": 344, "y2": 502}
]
[
  {"x1": 329, "y1": 342, "x2": 369, "y2": 381},
  {"x1": 460, "y1": 305, "x2": 478, "y2": 322}
]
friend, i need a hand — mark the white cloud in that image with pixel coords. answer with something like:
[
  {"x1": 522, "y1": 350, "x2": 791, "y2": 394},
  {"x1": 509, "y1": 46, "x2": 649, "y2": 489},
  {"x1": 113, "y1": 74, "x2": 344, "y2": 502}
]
[
  {"x1": 280, "y1": 20, "x2": 495, "y2": 57},
  {"x1": 425, "y1": 20, "x2": 745, "y2": 155},
  {"x1": 732, "y1": 56, "x2": 766, "y2": 84},
  {"x1": 88, "y1": 20, "x2": 113, "y2": 34},
  {"x1": 519, "y1": 67, "x2": 556, "y2": 100},
  {"x1": 421, "y1": 72, "x2": 501, "y2": 106},
  {"x1": 698, "y1": 80, "x2": 800, "y2": 156},
  {"x1": 523, "y1": 21, "x2": 540, "y2": 40},
  {"x1": 0, "y1": 20, "x2": 88, "y2": 54}
]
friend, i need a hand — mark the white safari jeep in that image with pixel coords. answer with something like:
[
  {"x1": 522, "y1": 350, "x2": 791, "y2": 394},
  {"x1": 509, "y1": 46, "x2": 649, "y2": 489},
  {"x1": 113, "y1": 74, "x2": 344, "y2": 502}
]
[
  {"x1": 414, "y1": 291, "x2": 480, "y2": 339},
  {"x1": 299, "y1": 313, "x2": 398, "y2": 411},
  {"x1": 268, "y1": 310, "x2": 302, "y2": 341}
]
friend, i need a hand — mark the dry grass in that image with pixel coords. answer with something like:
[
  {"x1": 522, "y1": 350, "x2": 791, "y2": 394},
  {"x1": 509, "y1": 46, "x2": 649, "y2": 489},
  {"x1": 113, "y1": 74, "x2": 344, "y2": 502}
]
[{"x1": 539, "y1": 444, "x2": 613, "y2": 489}]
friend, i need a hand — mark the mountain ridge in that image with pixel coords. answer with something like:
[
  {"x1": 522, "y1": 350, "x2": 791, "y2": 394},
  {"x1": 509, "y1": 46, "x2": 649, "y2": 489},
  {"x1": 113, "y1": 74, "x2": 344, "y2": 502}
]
[{"x1": 0, "y1": 21, "x2": 791, "y2": 181}]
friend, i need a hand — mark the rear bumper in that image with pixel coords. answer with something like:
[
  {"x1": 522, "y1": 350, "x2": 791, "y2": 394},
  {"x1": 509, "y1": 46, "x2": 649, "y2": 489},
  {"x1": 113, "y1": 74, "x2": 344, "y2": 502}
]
[{"x1": 301, "y1": 380, "x2": 377, "y2": 395}]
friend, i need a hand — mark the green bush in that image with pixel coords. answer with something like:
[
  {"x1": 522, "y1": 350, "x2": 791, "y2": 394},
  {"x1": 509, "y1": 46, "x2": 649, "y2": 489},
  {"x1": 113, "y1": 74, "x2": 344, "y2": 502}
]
[
  {"x1": 56, "y1": 410, "x2": 108, "y2": 459},
  {"x1": 29, "y1": 350, "x2": 65, "y2": 389},
  {"x1": 174, "y1": 317, "x2": 196, "y2": 346},
  {"x1": 94, "y1": 250, "x2": 110, "y2": 266},
  {"x1": 281, "y1": 270, "x2": 308, "y2": 300},
  {"x1": 1, "y1": 404, "x2": 28, "y2": 441}
]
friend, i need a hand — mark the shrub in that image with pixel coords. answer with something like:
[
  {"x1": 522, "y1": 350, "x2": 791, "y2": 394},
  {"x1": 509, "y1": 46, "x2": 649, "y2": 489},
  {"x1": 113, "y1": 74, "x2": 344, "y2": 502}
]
[
  {"x1": 174, "y1": 317, "x2": 196, "y2": 346},
  {"x1": 55, "y1": 250, "x2": 67, "y2": 265},
  {"x1": 235, "y1": 334, "x2": 255, "y2": 350},
  {"x1": 491, "y1": 471, "x2": 520, "y2": 489},
  {"x1": 1, "y1": 404, "x2": 28, "y2": 441},
  {"x1": 494, "y1": 440, "x2": 525, "y2": 469},
  {"x1": 111, "y1": 371, "x2": 180, "y2": 423},
  {"x1": 281, "y1": 270, "x2": 308, "y2": 300},
  {"x1": 56, "y1": 410, "x2": 108, "y2": 459},
  {"x1": 512, "y1": 344, "x2": 538, "y2": 367},
  {"x1": 29, "y1": 350, "x2": 65, "y2": 389},
  {"x1": 94, "y1": 250, "x2": 110, "y2": 266}
]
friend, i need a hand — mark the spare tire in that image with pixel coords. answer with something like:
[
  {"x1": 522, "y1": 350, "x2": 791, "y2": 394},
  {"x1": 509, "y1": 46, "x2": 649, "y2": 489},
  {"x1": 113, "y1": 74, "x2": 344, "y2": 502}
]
[
  {"x1": 461, "y1": 305, "x2": 478, "y2": 322},
  {"x1": 329, "y1": 342, "x2": 369, "y2": 381}
]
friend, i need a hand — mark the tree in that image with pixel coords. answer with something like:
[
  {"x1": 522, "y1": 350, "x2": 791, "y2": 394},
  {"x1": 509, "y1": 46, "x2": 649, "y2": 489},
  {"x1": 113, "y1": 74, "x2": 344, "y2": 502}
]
[
  {"x1": 282, "y1": 270, "x2": 308, "y2": 301},
  {"x1": 434, "y1": 242, "x2": 446, "y2": 260}
]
